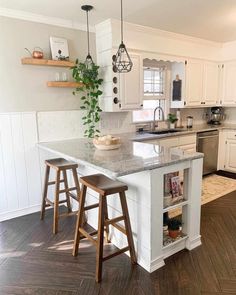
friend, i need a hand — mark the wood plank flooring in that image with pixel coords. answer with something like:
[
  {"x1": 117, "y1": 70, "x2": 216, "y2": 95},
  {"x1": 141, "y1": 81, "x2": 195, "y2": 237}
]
[{"x1": 0, "y1": 191, "x2": 236, "y2": 294}]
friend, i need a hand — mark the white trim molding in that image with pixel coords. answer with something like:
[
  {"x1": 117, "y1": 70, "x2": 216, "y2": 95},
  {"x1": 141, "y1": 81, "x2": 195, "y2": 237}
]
[{"x1": 0, "y1": 7, "x2": 95, "y2": 32}]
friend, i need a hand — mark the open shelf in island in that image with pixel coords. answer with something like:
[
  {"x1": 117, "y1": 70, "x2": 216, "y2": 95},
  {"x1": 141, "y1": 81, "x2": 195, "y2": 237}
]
[
  {"x1": 163, "y1": 199, "x2": 188, "y2": 213},
  {"x1": 163, "y1": 232, "x2": 188, "y2": 249},
  {"x1": 21, "y1": 57, "x2": 75, "y2": 67}
]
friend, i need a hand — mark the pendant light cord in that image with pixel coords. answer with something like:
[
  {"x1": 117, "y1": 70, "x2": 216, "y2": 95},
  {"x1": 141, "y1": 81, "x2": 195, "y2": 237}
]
[
  {"x1": 86, "y1": 10, "x2": 90, "y2": 55},
  {"x1": 121, "y1": 0, "x2": 124, "y2": 43}
]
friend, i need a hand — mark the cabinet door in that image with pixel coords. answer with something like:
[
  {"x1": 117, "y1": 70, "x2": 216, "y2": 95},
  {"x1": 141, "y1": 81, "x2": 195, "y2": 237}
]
[
  {"x1": 119, "y1": 54, "x2": 143, "y2": 110},
  {"x1": 203, "y1": 62, "x2": 219, "y2": 106},
  {"x1": 222, "y1": 62, "x2": 236, "y2": 106},
  {"x1": 225, "y1": 139, "x2": 236, "y2": 172},
  {"x1": 185, "y1": 59, "x2": 204, "y2": 106}
]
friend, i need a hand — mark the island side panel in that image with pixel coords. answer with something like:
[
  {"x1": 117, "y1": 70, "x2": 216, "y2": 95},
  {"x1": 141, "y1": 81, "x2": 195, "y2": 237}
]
[{"x1": 184, "y1": 157, "x2": 203, "y2": 250}]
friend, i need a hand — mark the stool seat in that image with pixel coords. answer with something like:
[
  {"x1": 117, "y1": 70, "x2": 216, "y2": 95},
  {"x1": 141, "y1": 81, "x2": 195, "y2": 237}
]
[
  {"x1": 80, "y1": 174, "x2": 128, "y2": 196},
  {"x1": 45, "y1": 158, "x2": 78, "y2": 170}
]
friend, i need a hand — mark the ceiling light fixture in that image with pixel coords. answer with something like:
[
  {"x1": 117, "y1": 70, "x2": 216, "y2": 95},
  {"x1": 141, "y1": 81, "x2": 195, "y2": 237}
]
[
  {"x1": 81, "y1": 4, "x2": 94, "y2": 69},
  {"x1": 113, "y1": 0, "x2": 133, "y2": 73}
]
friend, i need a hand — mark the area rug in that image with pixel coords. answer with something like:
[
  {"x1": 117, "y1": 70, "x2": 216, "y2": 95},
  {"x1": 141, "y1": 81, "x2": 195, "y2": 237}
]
[{"x1": 169, "y1": 174, "x2": 236, "y2": 218}]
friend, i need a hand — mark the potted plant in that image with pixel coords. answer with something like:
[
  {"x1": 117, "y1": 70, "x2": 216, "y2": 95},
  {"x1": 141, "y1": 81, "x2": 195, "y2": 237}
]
[
  {"x1": 167, "y1": 113, "x2": 178, "y2": 129},
  {"x1": 168, "y1": 218, "x2": 182, "y2": 239},
  {"x1": 71, "y1": 59, "x2": 103, "y2": 138}
]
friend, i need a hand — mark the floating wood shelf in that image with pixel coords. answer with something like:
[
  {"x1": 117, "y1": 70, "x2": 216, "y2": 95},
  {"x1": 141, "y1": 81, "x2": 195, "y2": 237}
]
[
  {"x1": 47, "y1": 81, "x2": 83, "y2": 88},
  {"x1": 21, "y1": 57, "x2": 75, "y2": 67}
]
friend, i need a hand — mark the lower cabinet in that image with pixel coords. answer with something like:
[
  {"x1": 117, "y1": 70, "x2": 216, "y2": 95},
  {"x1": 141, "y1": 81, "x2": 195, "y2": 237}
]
[
  {"x1": 218, "y1": 129, "x2": 236, "y2": 173},
  {"x1": 144, "y1": 134, "x2": 196, "y2": 150},
  {"x1": 225, "y1": 138, "x2": 236, "y2": 172}
]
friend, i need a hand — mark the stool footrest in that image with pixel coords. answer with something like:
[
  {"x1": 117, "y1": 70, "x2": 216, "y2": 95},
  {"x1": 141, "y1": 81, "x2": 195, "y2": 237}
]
[
  {"x1": 59, "y1": 211, "x2": 78, "y2": 218},
  {"x1": 48, "y1": 179, "x2": 64, "y2": 185},
  {"x1": 105, "y1": 216, "x2": 124, "y2": 225},
  {"x1": 45, "y1": 198, "x2": 54, "y2": 206},
  {"x1": 111, "y1": 222, "x2": 127, "y2": 235},
  {"x1": 79, "y1": 227, "x2": 97, "y2": 246},
  {"x1": 103, "y1": 246, "x2": 130, "y2": 262},
  {"x1": 80, "y1": 230, "x2": 98, "y2": 240},
  {"x1": 69, "y1": 192, "x2": 79, "y2": 202},
  {"x1": 59, "y1": 187, "x2": 77, "y2": 194},
  {"x1": 84, "y1": 203, "x2": 99, "y2": 211}
]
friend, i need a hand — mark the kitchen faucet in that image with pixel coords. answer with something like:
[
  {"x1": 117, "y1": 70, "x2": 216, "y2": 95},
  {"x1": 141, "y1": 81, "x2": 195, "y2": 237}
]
[{"x1": 152, "y1": 106, "x2": 165, "y2": 131}]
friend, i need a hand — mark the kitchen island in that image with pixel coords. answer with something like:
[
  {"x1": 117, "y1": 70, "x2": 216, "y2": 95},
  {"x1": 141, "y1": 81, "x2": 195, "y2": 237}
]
[{"x1": 38, "y1": 136, "x2": 203, "y2": 273}]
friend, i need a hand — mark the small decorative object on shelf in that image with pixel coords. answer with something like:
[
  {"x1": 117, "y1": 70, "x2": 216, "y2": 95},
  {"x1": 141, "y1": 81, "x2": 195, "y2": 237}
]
[
  {"x1": 93, "y1": 135, "x2": 121, "y2": 150},
  {"x1": 170, "y1": 175, "x2": 183, "y2": 202},
  {"x1": 25, "y1": 47, "x2": 44, "y2": 59},
  {"x1": 50, "y1": 37, "x2": 69, "y2": 61},
  {"x1": 167, "y1": 218, "x2": 182, "y2": 239}
]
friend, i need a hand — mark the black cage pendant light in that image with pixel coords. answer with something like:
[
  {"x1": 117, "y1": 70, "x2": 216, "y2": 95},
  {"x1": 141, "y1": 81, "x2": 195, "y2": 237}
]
[
  {"x1": 81, "y1": 5, "x2": 94, "y2": 69},
  {"x1": 113, "y1": 0, "x2": 133, "y2": 73}
]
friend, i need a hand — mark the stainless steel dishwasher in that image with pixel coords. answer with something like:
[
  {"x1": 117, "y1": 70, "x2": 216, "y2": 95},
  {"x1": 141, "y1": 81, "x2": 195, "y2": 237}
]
[{"x1": 197, "y1": 130, "x2": 219, "y2": 175}]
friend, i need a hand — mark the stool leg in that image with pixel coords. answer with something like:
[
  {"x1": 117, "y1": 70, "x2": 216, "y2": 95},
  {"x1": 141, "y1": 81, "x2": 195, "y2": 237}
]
[
  {"x1": 72, "y1": 167, "x2": 80, "y2": 203},
  {"x1": 96, "y1": 195, "x2": 105, "y2": 283},
  {"x1": 73, "y1": 184, "x2": 87, "y2": 257},
  {"x1": 40, "y1": 165, "x2": 50, "y2": 220},
  {"x1": 119, "y1": 192, "x2": 137, "y2": 264},
  {"x1": 62, "y1": 170, "x2": 72, "y2": 213},
  {"x1": 53, "y1": 170, "x2": 60, "y2": 234},
  {"x1": 104, "y1": 196, "x2": 110, "y2": 243}
]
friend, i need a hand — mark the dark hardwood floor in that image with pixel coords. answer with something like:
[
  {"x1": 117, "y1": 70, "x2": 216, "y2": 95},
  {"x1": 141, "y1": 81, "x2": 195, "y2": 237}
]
[{"x1": 0, "y1": 191, "x2": 236, "y2": 295}]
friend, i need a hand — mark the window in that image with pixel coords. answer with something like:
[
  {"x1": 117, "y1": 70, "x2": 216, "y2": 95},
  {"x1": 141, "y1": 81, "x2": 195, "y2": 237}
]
[
  {"x1": 133, "y1": 65, "x2": 169, "y2": 123},
  {"x1": 144, "y1": 67, "x2": 165, "y2": 99}
]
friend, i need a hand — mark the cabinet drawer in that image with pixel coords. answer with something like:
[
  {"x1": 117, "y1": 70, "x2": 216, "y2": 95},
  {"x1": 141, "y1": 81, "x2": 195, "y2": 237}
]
[
  {"x1": 226, "y1": 130, "x2": 236, "y2": 139},
  {"x1": 178, "y1": 134, "x2": 196, "y2": 145},
  {"x1": 144, "y1": 137, "x2": 179, "y2": 147}
]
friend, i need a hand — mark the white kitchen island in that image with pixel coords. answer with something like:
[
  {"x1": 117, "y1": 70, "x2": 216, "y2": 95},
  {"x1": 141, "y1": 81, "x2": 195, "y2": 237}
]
[{"x1": 38, "y1": 136, "x2": 203, "y2": 273}]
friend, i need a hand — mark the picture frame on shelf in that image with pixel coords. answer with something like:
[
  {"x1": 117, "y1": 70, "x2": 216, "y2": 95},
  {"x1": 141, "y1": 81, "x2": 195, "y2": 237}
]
[
  {"x1": 170, "y1": 175, "x2": 183, "y2": 202},
  {"x1": 50, "y1": 37, "x2": 69, "y2": 61}
]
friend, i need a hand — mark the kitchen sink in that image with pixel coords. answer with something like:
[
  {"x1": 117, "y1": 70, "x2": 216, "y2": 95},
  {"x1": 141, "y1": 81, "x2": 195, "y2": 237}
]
[{"x1": 147, "y1": 129, "x2": 184, "y2": 135}]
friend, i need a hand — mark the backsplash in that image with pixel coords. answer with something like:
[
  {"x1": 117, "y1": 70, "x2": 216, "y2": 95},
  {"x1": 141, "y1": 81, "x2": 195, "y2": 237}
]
[{"x1": 37, "y1": 107, "x2": 235, "y2": 142}]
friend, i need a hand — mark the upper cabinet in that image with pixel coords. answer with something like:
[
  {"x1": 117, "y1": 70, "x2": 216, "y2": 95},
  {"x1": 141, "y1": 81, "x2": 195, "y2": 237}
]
[
  {"x1": 222, "y1": 62, "x2": 236, "y2": 106},
  {"x1": 203, "y1": 62, "x2": 220, "y2": 106},
  {"x1": 185, "y1": 59, "x2": 204, "y2": 106},
  {"x1": 119, "y1": 53, "x2": 143, "y2": 110},
  {"x1": 185, "y1": 59, "x2": 220, "y2": 107}
]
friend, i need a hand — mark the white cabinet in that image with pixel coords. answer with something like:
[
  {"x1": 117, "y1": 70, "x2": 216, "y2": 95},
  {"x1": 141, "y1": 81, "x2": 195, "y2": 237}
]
[
  {"x1": 224, "y1": 130, "x2": 236, "y2": 172},
  {"x1": 143, "y1": 134, "x2": 196, "y2": 149},
  {"x1": 185, "y1": 59, "x2": 219, "y2": 107},
  {"x1": 222, "y1": 62, "x2": 236, "y2": 106},
  {"x1": 119, "y1": 54, "x2": 143, "y2": 110},
  {"x1": 203, "y1": 62, "x2": 219, "y2": 106},
  {"x1": 185, "y1": 59, "x2": 203, "y2": 106},
  {"x1": 225, "y1": 140, "x2": 236, "y2": 172}
]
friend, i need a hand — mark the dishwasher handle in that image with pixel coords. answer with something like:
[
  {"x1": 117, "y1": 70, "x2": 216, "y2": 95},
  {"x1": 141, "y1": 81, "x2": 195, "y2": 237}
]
[{"x1": 197, "y1": 135, "x2": 219, "y2": 140}]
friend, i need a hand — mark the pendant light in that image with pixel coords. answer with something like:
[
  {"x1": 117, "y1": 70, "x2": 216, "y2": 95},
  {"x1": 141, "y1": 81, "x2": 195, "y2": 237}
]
[
  {"x1": 113, "y1": 0, "x2": 133, "y2": 73},
  {"x1": 81, "y1": 5, "x2": 94, "y2": 69}
]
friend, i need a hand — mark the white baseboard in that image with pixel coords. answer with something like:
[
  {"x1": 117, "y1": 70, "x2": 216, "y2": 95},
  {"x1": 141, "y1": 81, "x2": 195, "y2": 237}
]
[
  {"x1": 186, "y1": 235, "x2": 202, "y2": 250},
  {"x1": 0, "y1": 204, "x2": 41, "y2": 222},
  {"x1": 150, "y1": 256, "x2": 165, "y2": 272}
]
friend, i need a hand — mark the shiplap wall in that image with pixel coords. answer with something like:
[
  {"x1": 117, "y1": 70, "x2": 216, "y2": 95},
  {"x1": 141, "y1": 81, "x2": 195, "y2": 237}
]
[{"x1": 0, "y1": 112, "x2": 42, "y2": 221}]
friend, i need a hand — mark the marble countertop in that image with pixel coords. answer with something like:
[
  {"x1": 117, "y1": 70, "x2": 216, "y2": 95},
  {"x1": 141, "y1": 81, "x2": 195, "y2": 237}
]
[
  {"x1": 38, "y1": 136, "x2": 203, "y2": 178},
  {"x1": 132, "y1": 123, "x2": 236, "y2": 141}
]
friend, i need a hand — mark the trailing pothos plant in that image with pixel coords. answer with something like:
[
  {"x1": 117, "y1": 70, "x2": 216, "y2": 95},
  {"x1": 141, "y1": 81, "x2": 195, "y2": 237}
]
[{"x1": 71, "y1": 59, "x2": 103, "y2": 138}]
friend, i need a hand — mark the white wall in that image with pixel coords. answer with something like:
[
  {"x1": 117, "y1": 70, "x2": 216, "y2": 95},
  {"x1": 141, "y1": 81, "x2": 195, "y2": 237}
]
[{"x1": 0, "y1": 16, "x2": 96, "y2": 112}]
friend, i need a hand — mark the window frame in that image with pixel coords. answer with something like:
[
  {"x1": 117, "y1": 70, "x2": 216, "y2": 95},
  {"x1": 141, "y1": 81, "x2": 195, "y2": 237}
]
[{"x1": 143, "y1": 66, "x2": 167, "y2": 100}]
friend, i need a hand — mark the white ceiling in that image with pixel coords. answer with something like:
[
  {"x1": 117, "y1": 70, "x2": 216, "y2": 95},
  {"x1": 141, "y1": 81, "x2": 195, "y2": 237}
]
[{"x1": 1, "y1": 0, "x2": 236, "y2": 42}]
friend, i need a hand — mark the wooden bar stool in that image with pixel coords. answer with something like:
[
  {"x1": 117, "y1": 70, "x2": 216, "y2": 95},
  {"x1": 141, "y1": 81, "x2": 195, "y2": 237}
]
[
  {"x1": 40, "y1": 158, "x2": 80, "y2": 234},
  {"x1": 72, "y1": 173, "x2": 137, "y2": 283}
]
